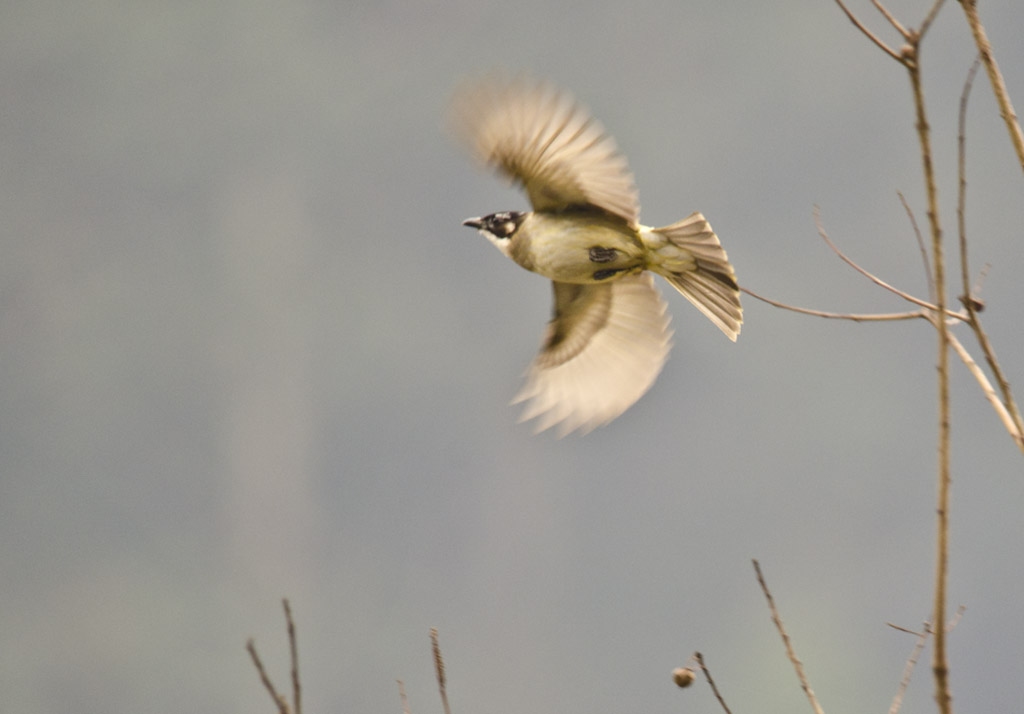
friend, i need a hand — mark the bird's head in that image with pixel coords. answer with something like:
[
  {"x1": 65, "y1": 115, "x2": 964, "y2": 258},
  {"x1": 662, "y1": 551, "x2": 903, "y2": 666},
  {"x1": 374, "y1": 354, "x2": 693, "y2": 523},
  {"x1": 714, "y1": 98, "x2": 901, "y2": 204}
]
[{"x1": 462, "y1": 211, "x2": 526, "y2": 257}]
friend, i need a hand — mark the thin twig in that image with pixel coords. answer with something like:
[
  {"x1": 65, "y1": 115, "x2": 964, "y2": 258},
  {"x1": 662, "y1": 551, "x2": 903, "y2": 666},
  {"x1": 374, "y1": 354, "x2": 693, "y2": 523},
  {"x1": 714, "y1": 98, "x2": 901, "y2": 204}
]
[
  {"x1": 963, "y1": 299, "x2": 1024, "y2": 451},
  {"x1": 944, "y1": 327, "x2": 1023, "y2": 447},
  {"x1": 398, "y1": 680, "x2": 412, "y2": 714},
  {"x1": 247, "y1": 638, "x2": 292, "y2": 714},
  {"x1": 694, "y1": 652, "x2": 733, "y2": 714},
  {"x1": 246, "y1": 601, "x2": 302, "y2": 714},
  {"x1": 431, "y1": 628, "x2": 452, "y2": 714},
  {"x1": 741, "y1": 285, "x2": 924, "y2": 322},
  {"x1": 946, "y1": 604, "x2": 967, "y2": 632},
  {"x1": 832, "y1": 0, "x2": 902, "y2": 62},
  {"x1": 918, "y1": 0, "x2": 947, "y2": 42},
  {"x1": 958, "y1": 57, "x2": 980, "y2": 331},
  {"x1": 971, "y1": 264, "x2": 990, "y2": 300},
  {"x1": 752, "y1": 560, "x2": 825, "y2": 714},
  {"x1": 814, "y1": 207, "x2": 964, "y2": 320},
  {"x1": 897, "y1": 191, "x2": 935, "y2": 302},
  {"x1": 959, "y1": 0, "x2": 1024, "y2": 175},
  {"x1": 872, "y1": 0, "x2": 910, "y2": 39},
  {"x1": 962, "y1": 317, "x2": 1024, "y2": 451},
  {"x1": 886, "y1": 622, "x2": 925, "y2": 636},
  {"x1": 888, "y1": 622, "x2": 931, "y2": 714},
  {"x1": 887, "y1": 605, "x2": 967, "y2": 714},
  {"x1": 956, "y1": 56, "x2": 1024, "y2": 455},
  {"x1": 284, "y1": 600, "x2": 302, "y2": 714}
]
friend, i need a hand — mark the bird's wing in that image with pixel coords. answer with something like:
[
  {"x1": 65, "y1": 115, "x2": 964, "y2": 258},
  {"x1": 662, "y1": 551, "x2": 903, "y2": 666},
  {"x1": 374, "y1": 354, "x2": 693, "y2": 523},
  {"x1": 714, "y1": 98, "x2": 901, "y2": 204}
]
[
  {"x1": 450, "y1": 75, "x2": 640, "y2": 227},
  {"x1": 514, "y1": 274, "x2": 672, "y2": 435}
]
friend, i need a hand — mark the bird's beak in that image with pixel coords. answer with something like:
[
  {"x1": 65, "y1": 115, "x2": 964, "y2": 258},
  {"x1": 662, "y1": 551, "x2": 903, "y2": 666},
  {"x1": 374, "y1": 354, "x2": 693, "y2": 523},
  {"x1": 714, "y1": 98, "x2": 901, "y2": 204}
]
[{"x1": 462, "y1": 217, "x2": 483, "y2": 229}]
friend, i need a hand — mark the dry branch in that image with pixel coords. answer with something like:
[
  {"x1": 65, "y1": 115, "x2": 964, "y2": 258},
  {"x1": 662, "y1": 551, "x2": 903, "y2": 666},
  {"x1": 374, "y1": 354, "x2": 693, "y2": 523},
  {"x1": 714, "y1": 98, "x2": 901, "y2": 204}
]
[
  {"x1": 888, "y1": 623, "x2": 930, "y2": 714},
  {"x1": 812, "y1": 207, "x2": 962, "y2": 319},
  {"x1": 398, "y1": 679, "x2": 412, "y2": 714},
  {"x1": 740, "y1": 286, "x2": 921, "y2": 322},
  {"x1": 956, "y1": 56, "x2": 1024, "y2": 453},
  {"x1": 246, "y1": 638, "x2": 291, "y2": 714},
  {"x1": 958, "y1": 0, "x2": 1024, "y2": 175},
  {"x1": 246, "y1": 599, "x2": 302, "y2": 714},
  {"x1": 431, "y1": 628, "x2": 452, "y2": 714},
  {"x1": 285, "y1": 600, "x2": 301, "y2": 714},
  {"x1": 752, "y1": 560, "x2": 825, "y2": 714},
  {"x1": 694, "y1": 652, "x2": 733, "y2": 714},
  {"x1": 887, "y1": 606, "x2": 967, "y2": 714},
  {"x1": 832, "y1": 0, "x2": 902, "y2": 61},
  {"x1": 898, "y1": 190, "x2": 935, "y2": 302}
]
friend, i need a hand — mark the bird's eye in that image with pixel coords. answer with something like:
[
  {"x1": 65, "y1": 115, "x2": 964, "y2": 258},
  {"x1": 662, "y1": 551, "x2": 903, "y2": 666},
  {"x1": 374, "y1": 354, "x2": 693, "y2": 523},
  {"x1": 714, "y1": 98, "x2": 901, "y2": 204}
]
[{"x1": 481, "y1": 211, "x2": 521, "y2": 238}]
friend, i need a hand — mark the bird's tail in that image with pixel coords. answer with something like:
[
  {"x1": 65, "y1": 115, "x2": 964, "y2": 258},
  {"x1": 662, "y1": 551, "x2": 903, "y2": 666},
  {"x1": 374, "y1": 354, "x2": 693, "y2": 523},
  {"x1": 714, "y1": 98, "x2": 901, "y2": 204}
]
[{"x1": 643, "y1": 212, "x2": 742, "y2": 341}]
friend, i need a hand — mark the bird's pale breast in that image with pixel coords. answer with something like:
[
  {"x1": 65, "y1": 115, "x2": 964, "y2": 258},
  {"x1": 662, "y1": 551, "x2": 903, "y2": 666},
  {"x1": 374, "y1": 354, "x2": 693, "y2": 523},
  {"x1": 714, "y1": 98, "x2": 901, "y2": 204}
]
[{"x1": 512, "y1": 212, "x2": 647, "y2": 284}]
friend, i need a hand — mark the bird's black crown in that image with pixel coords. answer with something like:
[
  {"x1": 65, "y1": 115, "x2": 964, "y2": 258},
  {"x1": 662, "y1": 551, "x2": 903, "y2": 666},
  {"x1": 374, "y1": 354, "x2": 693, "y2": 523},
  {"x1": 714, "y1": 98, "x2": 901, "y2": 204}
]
[{"x1": 465, "y1": 211, "x2": 525, "y2": 239}]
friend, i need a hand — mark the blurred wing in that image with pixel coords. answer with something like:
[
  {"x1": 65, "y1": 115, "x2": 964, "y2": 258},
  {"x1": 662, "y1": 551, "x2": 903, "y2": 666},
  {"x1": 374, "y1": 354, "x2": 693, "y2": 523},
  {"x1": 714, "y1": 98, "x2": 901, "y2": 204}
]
[
  {"x1": 450, "y1": 75, "x2": 640, "y2": 227},
  {"x1": 514, "y1": 274, "x2": 672, "y2": 435}
]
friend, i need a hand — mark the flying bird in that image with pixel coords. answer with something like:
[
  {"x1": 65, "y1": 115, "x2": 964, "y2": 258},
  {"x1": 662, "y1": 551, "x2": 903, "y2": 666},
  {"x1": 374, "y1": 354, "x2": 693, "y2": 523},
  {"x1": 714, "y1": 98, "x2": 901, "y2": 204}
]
[{"x1": 451, "y1": 76, "x2": 741, "y2": 435}]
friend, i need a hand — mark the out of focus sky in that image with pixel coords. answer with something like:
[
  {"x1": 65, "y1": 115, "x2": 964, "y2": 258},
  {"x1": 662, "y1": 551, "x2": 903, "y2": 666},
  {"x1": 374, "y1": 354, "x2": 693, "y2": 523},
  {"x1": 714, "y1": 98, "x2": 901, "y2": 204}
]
[{"x1": 2, "y1": 1, "x2": 1022, "y2": 713}]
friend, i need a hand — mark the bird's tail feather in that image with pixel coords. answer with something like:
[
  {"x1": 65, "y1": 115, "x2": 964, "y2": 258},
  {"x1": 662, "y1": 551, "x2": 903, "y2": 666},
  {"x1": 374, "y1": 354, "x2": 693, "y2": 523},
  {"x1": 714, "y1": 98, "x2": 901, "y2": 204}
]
[{"x1": 647, "y1": 212, "x2": 742, "y2": 341}]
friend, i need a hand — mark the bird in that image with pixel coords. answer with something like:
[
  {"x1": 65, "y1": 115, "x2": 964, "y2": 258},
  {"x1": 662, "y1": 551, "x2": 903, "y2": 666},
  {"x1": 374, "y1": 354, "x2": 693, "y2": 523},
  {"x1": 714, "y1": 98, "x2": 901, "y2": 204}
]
[{"x1": 451, "y1": 75, "x2": 741, "y2": 435}]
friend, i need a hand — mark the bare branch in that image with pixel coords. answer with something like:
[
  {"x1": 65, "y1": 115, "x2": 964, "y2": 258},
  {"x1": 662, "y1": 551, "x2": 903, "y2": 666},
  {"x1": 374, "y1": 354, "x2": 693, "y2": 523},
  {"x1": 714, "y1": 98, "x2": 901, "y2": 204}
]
[
  {"x1": 958, "y1": 56, "x2": 982, "y2": 322},
  {"x1": 832, "y1": 0, "x2": 903, "y2": 62},
  {"x1": 398, "y1": 680, "x2": 412, "y2": 714},
  {"x1": 887, "y1": 604, "x2": 967, "y2": 714},
  {"x1": 961, "y1": 311, "x2": 1024, "y2": 453},
  {"x1": 970, "y1": 264, "x2": 990, "y2": 302},
  {"x1": 918, "y1": 0, "x2": 947, "y2": 42},
  {"x1": 897, "y1": 191, "x2": 935, "y2": 302},
  {"x1": 959, "y1": 0, "x2": 1024, "y2": 176},
  {"x1": 886, "y1": 622, "x2": 925, "y2": 636},
  {"x1": 752, "y1": 560, "x2": 826, "y2": 714},
  {"x1": 751, "y1": 203, "x2": 1020, "y2": 449},
  {"x1": 246, "y1": 601, "x2": 302, "y2": 714},
  {"x1": 944, "y1": 328, "x2": 1024, "y2": 449},
  {"x1": 956, "y1": 56, "x2": 1024, "y2": 455},
  {"x1": 872, "y1": 0, "x2": 910, "y2": 39},
  {"x1": 889, "y1": 622, "x2": 930, "y2": 714},
  {"x1": 246, "y1": 638, "x2": 292, "y2": 714},
  {"x1": 431, "y1": 628, "x2": 452, "y2": 714},
  {"x1": 694, "y1": 652, "x2": 733, "y2": 714},
  {"x1": 814, "y1": 207, "x2": 964, "y2": 320},
  {"x1": 741, "y1": 285, "x2": 924, "y2": 322},
  {"x1": 946, "y1": 604, "x2": 967, "y2": 632},
  {"x1": 284, "y1": 600, "x2": 302, "y2": 714},
  {"x1": 900, "y1": 38, "x2": 955, "y2": 714}
]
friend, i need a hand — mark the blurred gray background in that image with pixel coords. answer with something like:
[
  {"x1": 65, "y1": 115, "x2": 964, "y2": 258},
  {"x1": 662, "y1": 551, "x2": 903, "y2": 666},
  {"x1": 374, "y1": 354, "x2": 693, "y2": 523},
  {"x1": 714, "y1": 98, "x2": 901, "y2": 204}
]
[{"x1": 2, "y1": 1, "x2": 1022, "y2": 713}]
